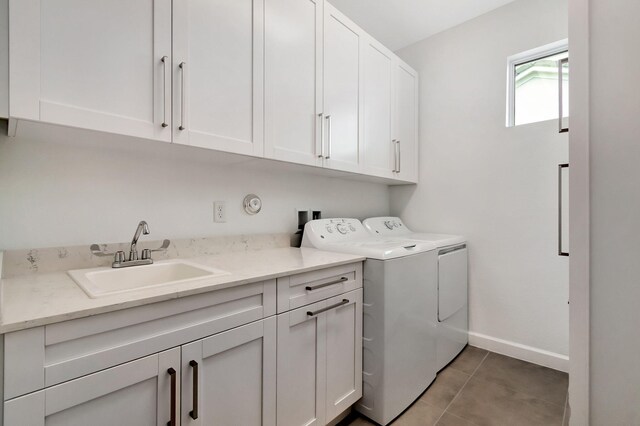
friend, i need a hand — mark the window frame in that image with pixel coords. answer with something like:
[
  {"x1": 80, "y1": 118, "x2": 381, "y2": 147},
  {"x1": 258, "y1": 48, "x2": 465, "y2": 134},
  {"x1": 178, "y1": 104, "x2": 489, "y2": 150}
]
[{"x1": 506, "y1": 39, "x2": 569, "y2": 127}]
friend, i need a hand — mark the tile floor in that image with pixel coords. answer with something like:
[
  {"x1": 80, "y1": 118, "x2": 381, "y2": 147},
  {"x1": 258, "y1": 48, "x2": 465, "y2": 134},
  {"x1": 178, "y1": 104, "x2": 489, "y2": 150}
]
[{"x1": 341, "y1": 346, "x2": 569, "y2": 426}]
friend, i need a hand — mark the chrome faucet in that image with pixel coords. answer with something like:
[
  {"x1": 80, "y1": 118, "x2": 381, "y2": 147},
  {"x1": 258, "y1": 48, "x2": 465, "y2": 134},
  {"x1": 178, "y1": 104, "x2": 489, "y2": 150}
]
[
  {"x1": 90, "y1": 220, "x2": 170, "y2": 268},
  {"x1": 129, "y1": 220, "x2": 150, "y2": 261}
]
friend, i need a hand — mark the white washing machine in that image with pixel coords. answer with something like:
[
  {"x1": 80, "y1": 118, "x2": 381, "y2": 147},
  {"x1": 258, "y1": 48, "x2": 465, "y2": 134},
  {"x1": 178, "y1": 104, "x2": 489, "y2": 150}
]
[
  {"x1": 363, "y1": 217, "x2": 468, "y2": 372},
  {"x1": 302, "y1": 218, "x2": 439, "y2": 426}
]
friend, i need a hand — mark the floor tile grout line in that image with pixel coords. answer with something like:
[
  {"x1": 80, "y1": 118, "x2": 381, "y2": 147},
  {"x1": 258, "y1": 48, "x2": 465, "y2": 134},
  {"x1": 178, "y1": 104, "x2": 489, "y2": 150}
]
[{"x1": 433, "y1": 350, "x2": 490, "y2": 425}]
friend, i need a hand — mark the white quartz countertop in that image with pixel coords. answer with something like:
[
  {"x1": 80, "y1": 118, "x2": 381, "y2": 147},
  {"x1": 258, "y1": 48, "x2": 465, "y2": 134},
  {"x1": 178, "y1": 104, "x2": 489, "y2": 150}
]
[{"x1": 0, "y1": 247, "x2": 364, "y2": 334}]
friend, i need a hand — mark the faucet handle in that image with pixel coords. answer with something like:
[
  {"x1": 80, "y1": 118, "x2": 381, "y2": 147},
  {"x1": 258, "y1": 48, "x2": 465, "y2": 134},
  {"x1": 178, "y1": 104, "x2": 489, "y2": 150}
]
[
  {"x1": 152, "y1": 239, "x2": 171, "y2": 252},
  {"x1": 141, "y1": 239, "x2": 171, "y2": 260},
  {"x1": 113, "y1": 251, "x2": 126, "y2": 265},
  {"x1": 141, "y1": 249, "x2": 152, "y2": 261}
]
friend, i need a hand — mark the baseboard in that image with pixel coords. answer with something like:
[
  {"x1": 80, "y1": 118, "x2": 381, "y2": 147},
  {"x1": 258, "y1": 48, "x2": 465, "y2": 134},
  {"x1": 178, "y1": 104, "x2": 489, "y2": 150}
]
[{"x1": 468, "y1": 331, "x2": 569, "y2": 373}]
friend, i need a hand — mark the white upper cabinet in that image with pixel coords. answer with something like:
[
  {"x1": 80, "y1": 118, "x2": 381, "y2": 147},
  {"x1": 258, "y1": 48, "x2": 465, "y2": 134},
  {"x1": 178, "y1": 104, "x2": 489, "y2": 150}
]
[
  {"x1": 362, "y1": 38, "x2": 395, "y2": 179},
  {"x1": 393, "y1": 61, "x2": 419, "y2": 183},
  {"x1": 172, "y1": 0, "x2": 264, "y2": 157},
  {"x1": 322, "y1": 3, "x2": 363, "y2": 174},
  {"x1": 264, "y1": 0, "x2": 323, "y2": 166},
  {"x1": 9, "y1": 0, "x2": 172, "y2": 141},
  {"x1": 7, "y1": 0, "x2": 418, "y2": 183}
]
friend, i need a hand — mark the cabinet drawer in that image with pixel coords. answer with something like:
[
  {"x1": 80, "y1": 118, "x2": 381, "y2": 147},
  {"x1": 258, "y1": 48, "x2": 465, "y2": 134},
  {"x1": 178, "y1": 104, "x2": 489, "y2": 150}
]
[
  {"x1": 276, "y1": 262, "x2": 362, "y2": 313},
  {"x1": 4, "y1": 280, "x2": 276, "y2": 400}
]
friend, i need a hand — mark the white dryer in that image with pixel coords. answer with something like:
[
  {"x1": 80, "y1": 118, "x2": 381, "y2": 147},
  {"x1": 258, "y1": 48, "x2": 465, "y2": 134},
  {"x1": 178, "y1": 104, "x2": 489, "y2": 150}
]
[
  {"x1": 302, "y1": 218, "x2": 439, "y2": 426},
  {"x1": 363, "y1": 217, "x2": 468, "y2": 372}
]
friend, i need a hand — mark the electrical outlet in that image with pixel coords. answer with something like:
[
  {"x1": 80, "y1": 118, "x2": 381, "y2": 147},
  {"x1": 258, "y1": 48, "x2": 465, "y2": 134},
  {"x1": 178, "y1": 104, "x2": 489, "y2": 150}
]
[{"x1": 214, "y1": 201, "x2": 226, "y2": 223}]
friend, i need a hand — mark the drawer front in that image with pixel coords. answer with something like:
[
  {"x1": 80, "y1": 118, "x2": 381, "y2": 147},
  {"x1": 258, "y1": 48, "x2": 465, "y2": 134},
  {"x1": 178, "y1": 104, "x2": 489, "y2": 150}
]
[
  {"x1": 276, "y1": 262, "x2": 363, "y2": 313},
  {"x1": 4, "y1": 280, "x2": 276, "y2": 400}
]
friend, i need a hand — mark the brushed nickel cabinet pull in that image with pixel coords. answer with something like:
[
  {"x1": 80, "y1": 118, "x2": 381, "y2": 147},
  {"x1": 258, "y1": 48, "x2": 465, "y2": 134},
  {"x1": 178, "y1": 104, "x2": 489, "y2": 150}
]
[
  {"x1": 161, "y1": 56, "x2": 169, "y2": 128},
  {"x1": 392, "y1": 140, "x2": 397, "y2": 172},
  {"x1": 189, "y1": 360, "x2": 199, "y2": 419},
  {"x1": 318, "y1": 113, "x2": 325, "y2": 158},
  {"x1": 179, "y1": 62, "x2": 186, "y2": 131},
  {"x1": 325, "y1": 115, "x2": 332, "y2": 159},
  {"x1": 307, "y1": 299, "x2": 349, "y2": 317}
]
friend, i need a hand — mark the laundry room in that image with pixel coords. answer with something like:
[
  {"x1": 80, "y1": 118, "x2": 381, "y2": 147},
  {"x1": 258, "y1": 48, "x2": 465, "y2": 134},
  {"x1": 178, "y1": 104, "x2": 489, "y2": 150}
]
[{"x1": 0, "y1": 0, "x2": 637, "y2": 425}]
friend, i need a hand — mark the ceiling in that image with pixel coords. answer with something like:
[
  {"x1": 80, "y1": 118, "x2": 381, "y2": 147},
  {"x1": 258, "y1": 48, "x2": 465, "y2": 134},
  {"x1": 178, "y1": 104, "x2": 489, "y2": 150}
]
[{"x1": 328, "y1": 0, "x2": 517, "y2": 51}]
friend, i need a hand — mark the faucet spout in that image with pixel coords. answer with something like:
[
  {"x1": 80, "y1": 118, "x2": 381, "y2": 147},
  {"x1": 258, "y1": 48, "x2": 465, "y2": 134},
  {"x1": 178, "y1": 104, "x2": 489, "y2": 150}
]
[{"x1": 129, "y1": 220, "x2": 150, "y2": 261}]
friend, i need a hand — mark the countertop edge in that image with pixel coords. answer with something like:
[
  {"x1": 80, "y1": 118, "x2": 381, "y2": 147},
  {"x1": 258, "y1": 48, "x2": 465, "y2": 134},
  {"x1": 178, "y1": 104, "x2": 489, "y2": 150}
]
[{"x1": 0, "y1": 252, "x2": 365, "y2": 334}]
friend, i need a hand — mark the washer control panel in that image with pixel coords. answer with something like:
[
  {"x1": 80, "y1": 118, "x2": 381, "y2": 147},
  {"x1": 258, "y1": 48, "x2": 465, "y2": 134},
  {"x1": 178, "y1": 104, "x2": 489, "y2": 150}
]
[
  {"x1": 303, "y1": 218, "x2": 370, "y2": 242},
  {"x1": 363, "y1": 217, "x2": 409, "y2": 235}
]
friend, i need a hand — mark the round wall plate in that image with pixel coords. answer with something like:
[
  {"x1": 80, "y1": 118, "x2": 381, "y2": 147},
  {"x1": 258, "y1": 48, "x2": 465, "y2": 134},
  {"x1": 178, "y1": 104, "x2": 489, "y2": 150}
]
[{"x1": 243, "y1": 194, "x2": 262, "y2": 215}]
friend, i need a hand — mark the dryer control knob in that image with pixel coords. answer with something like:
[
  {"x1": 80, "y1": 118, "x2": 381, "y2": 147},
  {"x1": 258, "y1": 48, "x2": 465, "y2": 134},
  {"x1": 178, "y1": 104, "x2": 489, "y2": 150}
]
[
  {"x1": 336, "y1": 223, "x2": 349, "y2": 234},
  {"x1": 325, "y1": 224, "x2": 334, "y2": 233},
  {"x1": 384, "y1": 220, "x2": 394, "y2": 230}
]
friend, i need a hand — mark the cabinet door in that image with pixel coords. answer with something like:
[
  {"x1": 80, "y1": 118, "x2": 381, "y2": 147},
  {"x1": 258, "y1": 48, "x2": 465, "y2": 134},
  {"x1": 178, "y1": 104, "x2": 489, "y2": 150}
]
[
  {"x1": 322, "y1": 3, "x2": 363, "y2": 173},
  {"x1": 394, "y1": 61, "x2": 419, "y2": 183},
  {"x1": 9, "y1": 0, "x2": 172, "y2": 141},
  {"x1": 264, "y1": 0, "x2": 323, "y2": 166},
  {"x1": 277, "y1": 300, "x2": 327, "y2": 426},
  {"x1": 325, "y1": 289, "x2": 363, "y2": 422},
  {"x1": 173, "y1": 0, "x2": 264, "y2": 156},
  {"x1": 181, "y1": 317, "x2": 276, "y2": 426},
  {"x1": 362, "y1": 38, "x2": 395, "y2": 179},
  {"x1": 4, "y1": 348, "x2": 180, "y2": 426}
]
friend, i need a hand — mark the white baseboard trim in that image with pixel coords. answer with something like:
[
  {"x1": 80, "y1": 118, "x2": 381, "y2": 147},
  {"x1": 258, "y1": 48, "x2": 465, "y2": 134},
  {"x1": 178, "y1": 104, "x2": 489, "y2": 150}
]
[{"x1": 468, "y1": 331, "x2": 569, "y2": 373}]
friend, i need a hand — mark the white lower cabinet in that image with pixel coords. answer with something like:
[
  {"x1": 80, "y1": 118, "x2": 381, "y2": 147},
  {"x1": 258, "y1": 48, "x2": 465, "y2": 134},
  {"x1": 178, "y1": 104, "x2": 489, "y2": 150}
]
[
  {"x1": 4, "y1": 348, "x2": 181, "y2": 426},
  {"x1": 277, "y1": 289, "x2": 363, "y2": 426},
  {"x1": 4, "y1": 321, "x2": 278, "y2": 426},
  {"x1": 181, "y1": 317, "x2": 277, "y2": 426},
  {"x1": 2, "y1": 263, "x2": 363, "y2": 426}
]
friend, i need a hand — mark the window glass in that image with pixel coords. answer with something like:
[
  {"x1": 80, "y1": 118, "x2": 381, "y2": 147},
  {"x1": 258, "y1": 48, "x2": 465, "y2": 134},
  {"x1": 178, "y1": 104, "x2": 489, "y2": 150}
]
[{"x1": 514, "y1": 51, "x2": 568, "y2": 126}]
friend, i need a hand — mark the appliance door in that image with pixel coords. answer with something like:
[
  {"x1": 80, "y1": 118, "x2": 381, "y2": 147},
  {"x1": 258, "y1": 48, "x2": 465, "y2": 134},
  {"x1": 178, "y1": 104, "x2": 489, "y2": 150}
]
[{"x1": 438, "y1": 246, "x2": 468, "y2": 322}]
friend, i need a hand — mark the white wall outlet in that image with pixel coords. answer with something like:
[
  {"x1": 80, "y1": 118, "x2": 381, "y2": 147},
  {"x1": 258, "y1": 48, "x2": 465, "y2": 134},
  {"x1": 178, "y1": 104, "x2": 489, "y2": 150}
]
[{"x1": 214, "y1": 201, "x2": 226, "y2": 223}]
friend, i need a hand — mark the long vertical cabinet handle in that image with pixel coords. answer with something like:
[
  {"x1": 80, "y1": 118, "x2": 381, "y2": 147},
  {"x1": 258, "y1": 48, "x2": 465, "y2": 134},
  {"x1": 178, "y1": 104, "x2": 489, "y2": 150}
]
[
  {"x1": 189, "y1": 360, "x2": 199, "y2": 419},
  {"x1": 393, "y1": 140, "x2": 400, "y2": 173},
  {"x1": 558, "y1": 163, "x2": 569, "y2": 256},
  {"x1": 167, "y1": 368, "x2": 177, "y2": 426},
  {"x1": 558, "y1": 58, "x2": 569, "y2": 133},
  {"x1": 161, "y1": 56, "x2": 169, "y2": 128},
  {"x1": 318, "y1": 113, "x2": 325, "y2": 158},
  {"x1": 179, "y1": 62, "x2": 187, "y2": 131},
  {"x1": 397, "y1": 140, "x2": 401, "y2": 173},
  {"x1": 325, "y1": 115, "x2": 332, "y2": 159},
  {"x1": 392, "y1": 140, "x2": 397, "y2": 172}
]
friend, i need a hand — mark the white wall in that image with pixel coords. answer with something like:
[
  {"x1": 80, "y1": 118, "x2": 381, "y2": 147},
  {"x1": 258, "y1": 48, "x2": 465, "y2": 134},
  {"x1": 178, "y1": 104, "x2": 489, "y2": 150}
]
[
  {"x1": 390, "y1": 0, "x2": 569, "y2": 367},
  {"x1": 0, "y1": 121, "x2": 389, "y2": 250},
  {"x1": 588, "y1": 0, "x2": 640, "y2": 424}
]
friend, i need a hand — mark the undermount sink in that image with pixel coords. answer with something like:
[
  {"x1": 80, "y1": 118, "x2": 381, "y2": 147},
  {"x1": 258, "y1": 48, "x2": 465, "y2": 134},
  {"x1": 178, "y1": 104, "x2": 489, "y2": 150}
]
[{"x1": 68, "y1": 260, "x2": 230, "y2": 298}]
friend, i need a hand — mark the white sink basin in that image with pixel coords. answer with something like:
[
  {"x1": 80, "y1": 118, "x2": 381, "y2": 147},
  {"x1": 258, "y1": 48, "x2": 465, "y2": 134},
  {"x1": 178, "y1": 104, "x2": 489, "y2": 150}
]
[{"x1": 68, "y1": 260, "x2": 230, "y2": 298}]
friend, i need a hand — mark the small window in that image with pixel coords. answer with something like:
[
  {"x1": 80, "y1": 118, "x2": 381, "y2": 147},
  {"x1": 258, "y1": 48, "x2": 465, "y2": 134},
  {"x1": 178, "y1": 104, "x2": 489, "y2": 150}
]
[{"x1": 506, "y1": 40, "x2": 569, "y2": 127}]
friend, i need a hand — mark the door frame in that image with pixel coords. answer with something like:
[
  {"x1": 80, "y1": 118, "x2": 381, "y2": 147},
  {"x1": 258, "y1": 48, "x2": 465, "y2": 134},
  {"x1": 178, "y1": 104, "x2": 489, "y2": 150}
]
[{"x1": 568, "y1": 0, "x2": 590, "y2": 424}]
